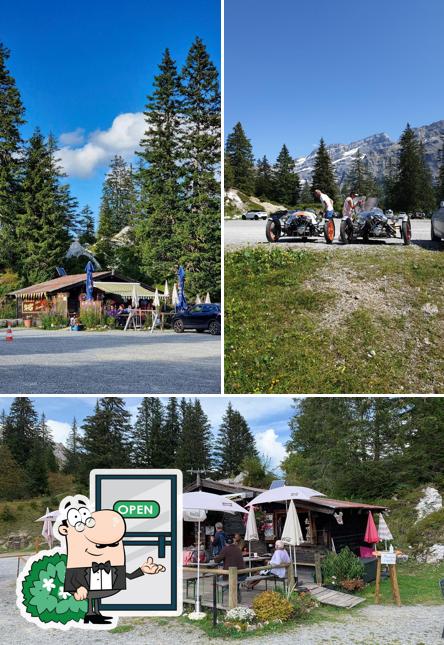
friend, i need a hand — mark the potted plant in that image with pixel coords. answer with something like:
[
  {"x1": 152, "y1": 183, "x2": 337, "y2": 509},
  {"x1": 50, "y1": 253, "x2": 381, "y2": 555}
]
[{"x1": 24, "y1": 317, "x2": 32, "y2": 328}]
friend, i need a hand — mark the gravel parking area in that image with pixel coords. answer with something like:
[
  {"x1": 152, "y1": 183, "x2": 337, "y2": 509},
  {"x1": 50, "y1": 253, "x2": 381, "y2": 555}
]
[
  {"x1": 0, "y1": 329, "x2": 221, "y2": 394},
  {"x1": 2, "y1": 559, "x2": 443, "y2": 644},
  {"x1": 225, "y1": 218, "x2": 435, "y2": 250}
]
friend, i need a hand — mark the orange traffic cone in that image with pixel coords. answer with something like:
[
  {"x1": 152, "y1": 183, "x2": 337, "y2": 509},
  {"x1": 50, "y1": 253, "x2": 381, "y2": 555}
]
[{"x1": 5, "y1": 325, "x2": 13, "y2": 342}]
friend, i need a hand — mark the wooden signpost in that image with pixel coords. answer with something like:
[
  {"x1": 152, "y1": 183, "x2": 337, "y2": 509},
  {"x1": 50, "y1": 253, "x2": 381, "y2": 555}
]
[{"x1": 373, "y1": 549, "x2": 402, "y2": 607}]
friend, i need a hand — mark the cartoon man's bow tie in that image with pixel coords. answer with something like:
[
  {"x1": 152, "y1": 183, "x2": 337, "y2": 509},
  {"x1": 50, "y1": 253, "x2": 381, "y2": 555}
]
[{"x1": 92, "y1": 561, "x2": 111, "y2": 573}]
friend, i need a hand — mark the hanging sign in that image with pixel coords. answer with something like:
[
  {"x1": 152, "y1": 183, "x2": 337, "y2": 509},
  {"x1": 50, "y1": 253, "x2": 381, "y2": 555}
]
[{"x1": 381, "y1": 551, "x2": 397, "y2": 565}]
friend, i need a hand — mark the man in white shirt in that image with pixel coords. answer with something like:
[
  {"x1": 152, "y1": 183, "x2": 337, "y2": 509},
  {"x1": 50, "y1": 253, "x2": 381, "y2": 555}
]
[
  {"x1": 342, "y1": 192, "x2": 357, "y2": 219},
  {"x1": 314, "y1": 189, "x2": 334, "y2": 218}
]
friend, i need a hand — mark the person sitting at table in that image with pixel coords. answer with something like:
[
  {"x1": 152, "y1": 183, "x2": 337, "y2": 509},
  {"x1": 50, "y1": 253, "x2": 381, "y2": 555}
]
[
  {"x1": 245, "y1": 540, "x2": 291, "y2": 589},
  {"x1": 233, "y1": 533, "x2": 246, "y2": 553},
  {"x1": 213, "y1": 536, "x2": 247, "y2": 593}
]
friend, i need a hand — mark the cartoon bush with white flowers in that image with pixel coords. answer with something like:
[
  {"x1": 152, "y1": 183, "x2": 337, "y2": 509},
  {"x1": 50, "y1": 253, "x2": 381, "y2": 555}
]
[{"x1": 20, "y1": 551, "x2": 87, "y2": 625}]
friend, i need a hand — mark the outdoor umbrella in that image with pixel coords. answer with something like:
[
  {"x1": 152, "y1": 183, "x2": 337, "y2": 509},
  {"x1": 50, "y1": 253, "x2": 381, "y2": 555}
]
[
  {"x1": 177, "y1": 266, "x2": 187, "y2": 311},
  {"x1": 164, "y1": 280, "x2": 170, "y2": 298},
  {"x1": 171, "y1": 283, "x2": 178, "y2": 306},
  {"x1": 131, "y1": 283, "x2": 138, "y2": 308},
  {"x1": 183, "y1": 492, "x2": 246, "y2": 620},
  {"x1": 364, "y1": 511, "x2": 379, "y2": 548},
  {"x1": 205, "y1": 292, "x2": 211, "y2": 304},
  {"x1": 281, "y1": 500, "x2": 303, "y2": 583},
  {"x1": 247, "y1": 486, "x2": 325, "y2": 507},
  {"x1": 244, "y1": 506, "x2": 259, "y2": 574},
  {"x1": 153, "y1": 288, "x2": 160, "y2": 308},
  {"x1": 378, "y1": 513, "x2": 393, "y2": 549},
  {"x1": 36, "y1": 508, "x2": 59, "y2": 549},
  {"x1": 195, "y1": 294, "x2": 201, "y2": 304},
  {"x1": 85, "y1": 261, "x2": 94, "y2": 301}
]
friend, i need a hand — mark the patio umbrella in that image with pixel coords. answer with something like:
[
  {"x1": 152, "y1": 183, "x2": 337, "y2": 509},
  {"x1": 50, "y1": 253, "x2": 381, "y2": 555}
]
[
  {"x1": 153, "y1": 288, "x2": 160, "y2": 308},
  {"x1": 205, "y1": 292, "x2": 211, "y2": 304},
  {"x1": 164, "y1": 280, "x2": 170, "y2": 298},
  {"x1": 195, "y1": 294, "x2": 201, "y2": 304},
  {"x1": 247, "y1": 486, "x2": 325, "y2": 507},
  {"x1": 244, "y1": 506, "x2": 259, "y2": 574},
  {"x1": 85, "y1": 261, "x2": 94, "y2": 301},
  {"x1": 171, "y1": 283, "x2": 179, "y2": 306},
  {"x1": 281, "y1": 500, "x2": 303, "y2": 583},
  {"x1": 36, "y1": 508, "x2": 59, "y2": 549},
  {"x1": 364, "y1": 511, "x2": 379, "y2": 547},
  {"x1": 131, "y1": 283, "x2": 138, "y2": 308},
  {"x1": 177, "y1": 266, "x2": 187, "y2": 311},
  {"x1": 378, "y1": 513, "x2": 393, "y2": 550},
  {"x1": 183, "y1": 492, "x2": 246, "y2": 620}
]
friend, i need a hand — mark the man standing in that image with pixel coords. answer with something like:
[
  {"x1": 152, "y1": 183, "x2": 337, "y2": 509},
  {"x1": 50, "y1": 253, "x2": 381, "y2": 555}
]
[
  {"x1": 211, "y1": 522, "x2": 226, "y2": 557},
  {"x1": 342, "y1": 191, "x2": 357, "y2": 219},
  {"x1": 314, "y1": 189, "x2": 335, "y2": 218}
]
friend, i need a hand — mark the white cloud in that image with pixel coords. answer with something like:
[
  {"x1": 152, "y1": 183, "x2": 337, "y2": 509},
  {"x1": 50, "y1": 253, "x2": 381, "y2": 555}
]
[
  {"x1": 58, "y1": 112, "x2": 146, "y2": 178},
  {"x1": 59, "y1": 127, "x2": 85, "y2": 146},
  {"x1": 255, "y1": 428, "x2": 287, "y2": 469},
  {"x1": 46, "y1": 419, "x2": 71, "y2": 444}
]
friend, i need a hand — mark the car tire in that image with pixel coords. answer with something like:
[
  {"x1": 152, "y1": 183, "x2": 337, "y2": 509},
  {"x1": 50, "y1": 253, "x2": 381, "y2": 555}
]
[
  {"x1": 241, "y1": 215, "x2": 246, "y2": 220},
  {"x1": 208, "y1": 320, "x2": 221, "y2": 335},
  {"x1": 340, "y1": 219, "x2": 352, "y2": 244},
  {"x1": 402, "y1": 219, "x2": 411, "y2": 245},
  {"x1": 173, "y1": 319, "x2": 184, "y2": 333},
  {"x1": 266, "y1": 219, "x2": 281, "y2": 242},
  {"x1": 431, "y1": 221, "x2": 441, "y2": 242},
  {"x1": 254, "y1": 215, "x2": 259, "y2": 220},
  {"x1": 324, "y1": 218, "x2": 335, "y2": 244}
]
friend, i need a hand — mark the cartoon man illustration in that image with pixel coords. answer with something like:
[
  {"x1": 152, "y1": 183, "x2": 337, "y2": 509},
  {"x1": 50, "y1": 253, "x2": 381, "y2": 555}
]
[{"x1": 57, "y1": 495, "x2": 165, "y2": 625}]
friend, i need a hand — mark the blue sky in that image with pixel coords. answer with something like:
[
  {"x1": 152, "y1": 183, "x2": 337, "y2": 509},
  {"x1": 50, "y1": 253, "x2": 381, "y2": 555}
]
[
  {"x1": 2, "y1": 0, "x2": 220, "y2": 220},
  {"x1": 0, "y1": 396, "x2": 298, "y2": 471},
  {"x1": 225, "y1": 0, "x2": 444, "y2": 163}
]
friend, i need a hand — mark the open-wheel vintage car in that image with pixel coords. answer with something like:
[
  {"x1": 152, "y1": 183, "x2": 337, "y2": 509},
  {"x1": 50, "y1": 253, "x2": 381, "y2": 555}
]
[
  {"x1": 340, "y1": 198, "x2": 411, "y2": 245},
  {"x1": 265, "y1": 209, "x2": 335, "y2": 244}
]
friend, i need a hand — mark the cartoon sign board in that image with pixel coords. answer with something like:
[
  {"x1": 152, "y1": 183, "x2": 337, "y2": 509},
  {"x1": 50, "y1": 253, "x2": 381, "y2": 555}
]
[{"x1": 16, "y1": 469, "x2": 182, "y2": 631}]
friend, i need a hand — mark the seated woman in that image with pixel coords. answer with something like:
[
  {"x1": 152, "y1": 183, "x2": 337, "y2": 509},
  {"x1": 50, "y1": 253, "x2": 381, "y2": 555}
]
[{"x1": 245, "y1": 540, "x2": 290, "y2": 589}]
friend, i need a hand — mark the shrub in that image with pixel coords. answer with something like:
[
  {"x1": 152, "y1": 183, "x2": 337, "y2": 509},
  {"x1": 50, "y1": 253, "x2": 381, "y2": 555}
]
[
  {"x1": 225, "y1": 606, "x2": 256, "y2": 624},
  {"x1": 105, "y1": 315, "x2": 116, "y2": 329},
  {"x1": 290, "y1": 591, "x2": 319, "y2": 617},
  {"x1": 40, "y1": 313, "x2": 66, "y2": 329},
  {"x1": 252, "y1": 591, "x2": 294, "y2": 623},
  {"x1": 321, "y1": 547, "x2": 365, "y2": 586},
  {"x1": 79, "y1": 305, "x2": 102, "y2": 328},
  {"x1": 0, "y1": 300, "x2": 16, "y2": 319},
  {"x1": 0, "y1": 504, "x2": 16, "y2": 522}
]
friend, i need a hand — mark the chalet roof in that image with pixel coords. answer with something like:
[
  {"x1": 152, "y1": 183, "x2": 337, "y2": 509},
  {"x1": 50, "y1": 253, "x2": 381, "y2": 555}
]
[
  {"x1": 309, "y1": 497, "x2": 387, "y2": 511},
  {"x1": 10, "y1": 272, "x2": 112, "y2": 297},
  {"x1": 184, "y1": 478, "x2": 265, "y2": 497}
]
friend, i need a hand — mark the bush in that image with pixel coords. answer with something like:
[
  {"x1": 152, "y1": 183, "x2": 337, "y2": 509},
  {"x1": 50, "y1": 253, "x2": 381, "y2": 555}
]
[
  {"x1": 321, "y1": 547, "x2": 365, "y2": 587},
  {"x1": 105, "y1": 315, "x2": 116, "y2": 329},
  {"x1": 79, "y1": 305, "x2": 102, "y2": 328},
  {"x1": 252, "y1": 591, "x2": 294, "y2": 623},
  {"x1": 0, "y1": 300, "x2": 16, "y2": 319},
  {"x1": 225, "y1": 606, "x2": 256, "y2": 624},
  {"x1": 290, "y1": 591, "x2": 319, "y2": 617},
  {"x1": 40, "y1": 313, "x2": 66, "y2": 329},
  {"x1": 0, "y1": 504, "x2": 16, "y2": 522}
]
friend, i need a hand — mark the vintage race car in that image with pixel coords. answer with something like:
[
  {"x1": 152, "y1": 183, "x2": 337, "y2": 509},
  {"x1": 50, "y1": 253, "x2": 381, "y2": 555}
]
[
  {"x1": 265, "y1": 209, "x2": 335, "y2": 244},
  {"x1": 340, "y1": 206, "x2": 411, "y2": 245}
]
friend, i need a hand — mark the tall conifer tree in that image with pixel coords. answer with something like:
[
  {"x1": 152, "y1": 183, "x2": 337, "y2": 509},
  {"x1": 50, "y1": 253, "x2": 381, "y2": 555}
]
[
  {"x1": 176, "y1": 399, "x2": 212, "y2": 482},
  {"x1": 273, "y1": 144, "x2": 300, "y2": 205},
  {"x1": 213, "y1": 402, "x2": 258, "y2": 477},
  {"x1": 310, "y1": 138, "x2": 339, "y2": 203},
  {"x1": 3, "y1": 397, "x2": 38, "y2": 467},
  {"x1": 225, "y1": 122, "x2": 255, "y2": 193}
]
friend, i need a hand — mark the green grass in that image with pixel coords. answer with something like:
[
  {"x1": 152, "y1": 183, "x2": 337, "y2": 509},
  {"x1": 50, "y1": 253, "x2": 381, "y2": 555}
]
[
  {"x1": 224, "y1": 246, "x2": 444, "y2": 393},
  {"x1": 358, "y1": 560, "x2": 444, "y2": 605},
  {"x1": 109, "y1": 624, "x2": 135, "y2": 633}
]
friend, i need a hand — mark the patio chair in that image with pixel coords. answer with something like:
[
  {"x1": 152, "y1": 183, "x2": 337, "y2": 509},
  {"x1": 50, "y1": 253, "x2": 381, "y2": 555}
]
[{"x1": 440, "y1": 579, "x2": 444, "y2": 638}]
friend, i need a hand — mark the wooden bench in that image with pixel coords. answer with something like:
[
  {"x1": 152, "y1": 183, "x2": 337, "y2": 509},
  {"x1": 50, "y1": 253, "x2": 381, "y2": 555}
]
[{"x1": 242, "y1": 573, "x2": 287, "y2": 593}]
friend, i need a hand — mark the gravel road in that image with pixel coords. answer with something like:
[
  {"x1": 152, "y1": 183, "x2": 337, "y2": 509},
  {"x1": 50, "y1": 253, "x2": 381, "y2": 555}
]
[
  {"x1": 224, "y1": 218, "x2": 435, "y2": 250},
  {"x1": 0, "y1": 329, "x2": 221, "y2": 394},
  {"x1": 2, "y1": 559, "x2": 443, "y2": 644}
]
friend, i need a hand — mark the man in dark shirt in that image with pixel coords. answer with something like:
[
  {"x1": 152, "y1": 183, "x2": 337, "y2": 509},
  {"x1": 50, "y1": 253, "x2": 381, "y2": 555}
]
[
  {"x1": 213, "y1": 535, "x2": 247, "y2": 598},
  {"x1": 211, "y1": 522, "x2": 226, "y2": 557}
]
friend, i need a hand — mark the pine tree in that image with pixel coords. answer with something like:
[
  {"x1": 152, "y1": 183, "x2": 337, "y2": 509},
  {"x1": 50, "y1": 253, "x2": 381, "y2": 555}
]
[
  {"x1": 64, "y1": 418, "x2": 80, "y2": 475},
  {"x1": 77, "y1": 205, "x2": 96, "y2": 245},
  {"x1": 392, "y1": 124, "x2": 434, "y2": 213},
  {"x1": 345, "y1": 149, "x2": 378, "y2": 196},
  {"x1": 0, "y1": 43, "x2": 25, "y2": 271},
  {"x1": 132, "y1": 397, "x2": 169, "y2": 467},
  {"x1": 79, "y1": 398, "x2": 132, "y2": 484},
  {"x1": 213, "y1": 402, "x2": 258, "y2": 476},
  {"x1": 136, "y1": 49, "x2": 182, "y2": 285},
  {"x1": 97, "y1": 156, "x2": 136, "y2": 238},
  {"x1": 27, "y1": 436, "x2": 50, "y2": 495},
  {"x1": 225, "y1": 122, "x2": 255, "y2": 193},
  {"x1": 310, "y1": 138, "x2": 339, "y2": 203},
  {"x1": 163, "y1": 397, "x2": 181, "y2": 465},
  {"x1": 255, "y1": 155, "x2": 273, "y2": 199},
  {"x1": 300, "y1": 181, "x2": 313, "y2": 204},
  {"x1": 418, "y1": 140, "x2": 436, "y2": 213},
  {"x1": 3, "y1": 397, "x2": 38, "y2": 466},
  {"x1": 176, "y1": 399, "x2": 212, "y2": 482},
  {"x1": 0, "y1": 444, "x2": 27, "y2": 500},
  {"x1": 177, "y1": 37, "x2": 221, "y2": 300},
  {"x1": 436, "y1": 144, "x2": 444, "y2": 206},
  {"x1": 37, "y1": 413, "x2": 58, "y2": 472},
  {"x1": 273, "y1": 144, "x2": 300, "y2": 206},
  {"x1": 17, "y1": 130, "x2": 77, "y2": 284}
]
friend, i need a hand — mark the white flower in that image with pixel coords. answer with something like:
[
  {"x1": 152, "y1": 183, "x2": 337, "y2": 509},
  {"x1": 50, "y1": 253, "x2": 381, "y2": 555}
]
[
  {"x1": 42, "y1": 577, "x2": 56, "y2": 592},
  {"x1": 226, "y1": 607, "x2": 256, "y2": 623},
  {"x1": 58, "y1": 586, "x2": 70, "y2": 600}
]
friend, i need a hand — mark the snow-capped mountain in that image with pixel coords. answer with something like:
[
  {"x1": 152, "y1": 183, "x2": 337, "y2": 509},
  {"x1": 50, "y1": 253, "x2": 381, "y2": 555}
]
[{"x1": 295, "y1": 120, "x2": 444, "y2": 185}]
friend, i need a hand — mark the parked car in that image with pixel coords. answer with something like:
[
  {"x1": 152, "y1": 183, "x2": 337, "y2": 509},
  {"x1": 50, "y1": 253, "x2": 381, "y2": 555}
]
[
  {"x1": 431, "y1": 201, "x2": 444, "y2": 243},
  {"x1": 171, "y1": 303, "x2": 221, "y2": 335},
  {"x1": 242, "y1": 210, "x2": 267, "y2": 220}
]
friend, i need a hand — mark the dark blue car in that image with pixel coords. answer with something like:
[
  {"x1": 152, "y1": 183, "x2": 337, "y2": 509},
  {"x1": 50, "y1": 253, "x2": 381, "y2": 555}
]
[{"x1": 171, "y1": 303, "x2": 221, "y2": 335}]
